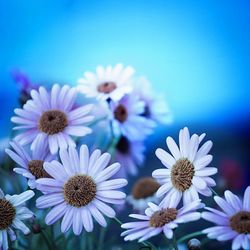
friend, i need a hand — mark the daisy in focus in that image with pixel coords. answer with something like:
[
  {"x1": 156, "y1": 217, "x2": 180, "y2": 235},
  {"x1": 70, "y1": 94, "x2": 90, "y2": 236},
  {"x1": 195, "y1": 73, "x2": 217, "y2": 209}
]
[
  {"x1": 134, "y1": 77, "x2": 172, "y2": 124},
  {"x1": 121, "y1": 199, "x2": 203, "y2": 242},
  {"x1": 5, "y1": 140, "x2": 55, "y2": 189},
  {"x1": 202, "y1": 187, "x2": 250, "y2": 250},
  {"x1": 110, "y1": 94, "x2": 155, "y2": 141},
  {"x1": 77, "y1": 64, "x2": 134, "y2": 101},
  {"x1": 36, "y1": 145, "x2": 127, "y2": 235},
  {"x1": 0, "y1": 189, "x2": 34, "y2": 250},
  {"x1": 153, "y1": 127, "x2": 217, "y2": 206},
  {"x1": 127, "y1": 177, "x2": 160, "y2": 212},
  {"x1": 114, "y1": 136, "x2": 145, "y2": 177},
  {"x1": 11, "y1": 84, "x2": 94, "y2": 154}
]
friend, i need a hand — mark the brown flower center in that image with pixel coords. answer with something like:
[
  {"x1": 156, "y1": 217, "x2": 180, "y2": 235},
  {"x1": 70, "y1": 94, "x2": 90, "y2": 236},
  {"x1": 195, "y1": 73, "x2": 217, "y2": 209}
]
[
  {"x1": 39, "y1": 110, "x2": 68, "y2": 135},
  {"x1": 132, "y1": 177, "x2": 160, "y2": 200},
  {"x1": 28, "y1": 160, "x2": 51, "y2": 179},
  {"x1": 116, "y1": 136, "x2": 130, "y2": 154},
  {"x1": 114, "y1": 104, "x2": 128, "y2": 123},
  {"x1": 63, "y1": 175, "x2": 97, "y2": 207},
  {"x1": 97, "y1": 82, "x2": 117, "y2": 94},
  {"x1": 171, "y1": 158, "x2": 195, "y2": 192},
  {"x1": 150, "y1": 208, "x2": 178, "y2": 227},
  {"x1": 0, "y1": 199, "x2": 16, "y2": 230},
  {"x1": 230, "y1": 211, "x2": 250, "y2": 234}
]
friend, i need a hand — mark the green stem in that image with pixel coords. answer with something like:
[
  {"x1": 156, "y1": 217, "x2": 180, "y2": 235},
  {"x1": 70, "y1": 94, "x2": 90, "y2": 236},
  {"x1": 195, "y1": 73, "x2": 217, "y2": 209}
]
[
  {"x1": 87, "y1": 233, "x2": 93, "y2": 250},
  {"x1": 145, "y1": 241, "x2": 158, "y2": 250},
  {"x1": 177, "y1": 231, "x2": 204, "y2": 244},
  {"x1": 210, "y1": 187, "x2": 219, "y2": 196},
  {"x1": 172, "y1": 232, "x2": 178, "y2": 250},
  {"x1": 97, "y1": 226, "x2": 107, "y2": 250},
  {"x1": 113, "y1": 216, "x2": 122, "y2": 225},
  {"x1": 40, "y1": 230, "x2": 54, "y2": 250}
]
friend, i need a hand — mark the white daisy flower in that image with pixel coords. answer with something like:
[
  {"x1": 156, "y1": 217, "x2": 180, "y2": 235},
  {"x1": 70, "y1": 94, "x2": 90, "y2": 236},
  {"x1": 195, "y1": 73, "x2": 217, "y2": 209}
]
[
  {"x1": 127, "y1": 177, "x2": 160, "y2": 212},
  {"x1": 77, "y1": 64, "x2": 134, "y2": 101},
  {"x1": 0, "y1": 189, "x2": 34, "y2": 250},
  {"x1": 36, "y1": 145, "x2": 127, "y2": 235},
  {"x1": 134, "y1": 77, "x2": 172, "y2": 124},
  {"x1": 121, "y1": 199, "x2": 203, "y2": 242},
  {"x1": 110, "y1": 94, "x2": 155, "y2": 141},
  {"x1": 202, "y1": 187, "x2": 250, "y2": 250},
  {"x1": 152, "y1": 127, "x2": 217, "y2": 206},
  {"x1": 5, "y1": 140, "x2": 55, "y2": 189},
  {"x1": 114, "y1": 136, "x2": 145, "y2": 177},
  {"x1": 11, "y1": 84, "x2": 94, "y2": 154}
]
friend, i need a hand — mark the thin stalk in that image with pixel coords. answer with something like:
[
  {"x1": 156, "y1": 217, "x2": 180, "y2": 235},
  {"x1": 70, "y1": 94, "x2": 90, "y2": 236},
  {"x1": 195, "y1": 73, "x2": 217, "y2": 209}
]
[
  {"x1": 40, "y1": 230, "x2": 54, "y2": 250},
  {"x1": 113, "y1": 216, "x2": 122, "y2": 225},
  {"x1": 177, "y1": 231, "x2": 204, "y2": 244},
  {"x1": 172, "y1": 232, "x2": 178, "y2": 250},
  {"x1": 97, "y1": 226, "x2": 107, "y2": 250},
  {"x1": 145, "y1": 241, "x2": 158, "y2": 250},
  {"x1": 210, "y1": 187, "x2": 219, "y2": 196},
  {"x1": 87, "y1": 233, "x2": 93, "y2": 250}
]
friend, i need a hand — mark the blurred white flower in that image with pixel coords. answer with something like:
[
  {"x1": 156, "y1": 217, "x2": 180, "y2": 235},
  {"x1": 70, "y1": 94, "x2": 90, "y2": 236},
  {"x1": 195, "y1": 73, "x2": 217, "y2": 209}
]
[
  {"x1": 134, "y1": 77, "x2": 172, "y2": 124},
  {"x1": 113, "y1": 136, "x2": 145, "y2": 177},
  {"x1": 127, "y1": 177, "x2": 160, "y2": 212},
  {"x1": 110, "y1": 94, "x2": 155, "y2": 141},
  {"x1": 77, "y1": 64, "x2": 134, "y2": 101}
]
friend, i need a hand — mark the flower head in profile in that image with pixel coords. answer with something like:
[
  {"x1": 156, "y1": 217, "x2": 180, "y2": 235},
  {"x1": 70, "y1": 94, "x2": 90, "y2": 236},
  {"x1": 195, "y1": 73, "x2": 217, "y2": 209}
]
[
  {"x1": 36, "y1": 145, "x2": 127, "y2": 235},
  {"x1": 77, "y1": 64, "x2": 134, "y2": 101},
  {"x1": 0, "y1": 189, "x2": 34, "y2": 250},
  {"x1": 121, "y1": 199, "x2": 203, "y2": 242},
  {"x1": 114, "y1": 136, "x2": 145, "y2": 177},
  {"x1": 134, "y1": 77, "x2": 172, "y2": 124},
  {"x1": 110, "y1": 94, "x2": 155, "y2": 141},
  {"x1": 11, "y1": 69, "x2": 37, "y2": 106},
  {"x1": 202, "y1": 187, "x2": 250, "y2": 250},
  {"x1": 127, "y1": 177, "x2": 160, "y2": 212},
  {"x1": 153, "y1": 127, "x2": 217, "y2": 206},
  {"x1": 5, "y1": 140, "x2": 55, "y2": 189},
  {"x1": 11, "y1": 84, "x2": 94, "y2": 154}
]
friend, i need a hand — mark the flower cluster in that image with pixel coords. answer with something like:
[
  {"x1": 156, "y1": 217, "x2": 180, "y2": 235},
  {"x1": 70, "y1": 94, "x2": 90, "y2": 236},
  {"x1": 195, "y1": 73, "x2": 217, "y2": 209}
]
[
  {"x1": 0, "y1": 64, "x2": 248, "y2": 250},
  {"x1": 121, "y1": 127, "x2": 250, "y2": 250},
  {"x1": 77, "y1": 64, "x2": 172, "y2": 177}
]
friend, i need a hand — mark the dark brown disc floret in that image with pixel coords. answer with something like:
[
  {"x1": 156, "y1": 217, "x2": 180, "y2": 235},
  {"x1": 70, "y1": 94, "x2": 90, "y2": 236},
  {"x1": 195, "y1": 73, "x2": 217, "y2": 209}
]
[
  {"x1": 39, "y1": 110, "x2": 68, "y2": 135},
  {"x1": 150, "y1": 208, "x2": 178, "y2": 228},
  {"x1": 0, "y1": 199, "x2": 16, "y2": 230},
  {"x1": 114, "y1": 104, "x2": 128, "y2": 123},
  {"x1": 97, "y1": 82, "x2": 117, "y2": 94},
  {"x1": 63, "y1": 175, "x2": 97, "y2": 207},
  {"x1": 230, "y1": 211, "x2": 250, "y2": 234},
  {"x1": 28, "y1": 160, "x2": 51, "y2": 179},
  {"x1": 171, "y1": 158, "x2": 195, "y2": 192},
  {"x1": 132, "y1": 177, "x2": 160, "y2": 200}
]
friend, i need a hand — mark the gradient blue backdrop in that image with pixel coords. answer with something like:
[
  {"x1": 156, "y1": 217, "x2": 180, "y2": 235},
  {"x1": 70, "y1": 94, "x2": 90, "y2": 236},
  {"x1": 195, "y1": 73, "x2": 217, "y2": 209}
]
[{"x1": 0, "y1": 0, "x2": 250, "y2": 137}]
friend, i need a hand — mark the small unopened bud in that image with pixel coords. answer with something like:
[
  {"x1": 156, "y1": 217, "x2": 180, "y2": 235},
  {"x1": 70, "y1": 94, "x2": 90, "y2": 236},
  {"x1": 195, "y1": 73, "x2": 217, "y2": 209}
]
[
  {"x1": 32, "y1": 224, "x2": 42, "y2": 234},
  {"x1": 188, "y1": 238, "x2": 201, "y2": 250}
]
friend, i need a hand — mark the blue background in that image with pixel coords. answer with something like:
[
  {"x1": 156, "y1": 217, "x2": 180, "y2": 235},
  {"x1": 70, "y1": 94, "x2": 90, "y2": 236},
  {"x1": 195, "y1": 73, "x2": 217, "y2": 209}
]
[{"x1": 1, "y1": 0, "x2": 250, "y2": 134}]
